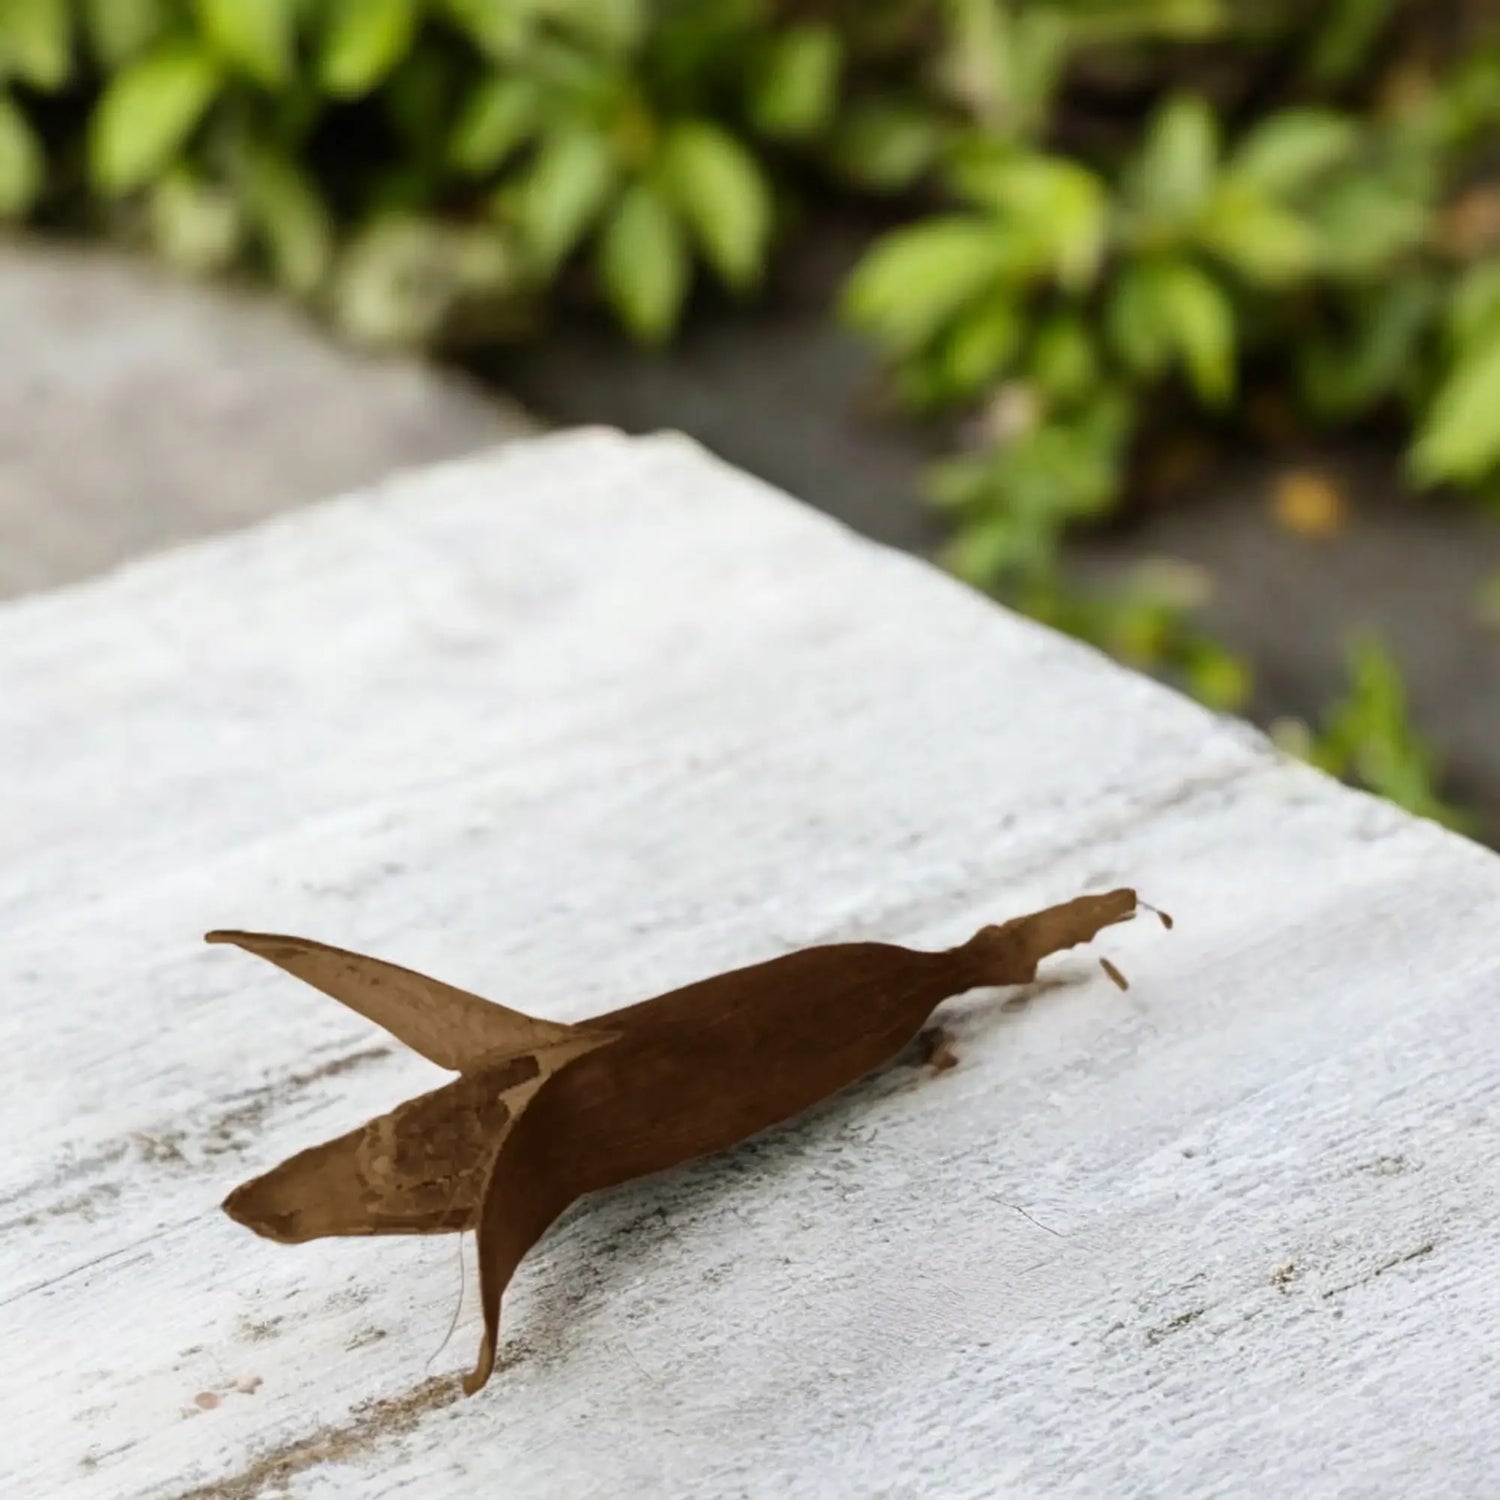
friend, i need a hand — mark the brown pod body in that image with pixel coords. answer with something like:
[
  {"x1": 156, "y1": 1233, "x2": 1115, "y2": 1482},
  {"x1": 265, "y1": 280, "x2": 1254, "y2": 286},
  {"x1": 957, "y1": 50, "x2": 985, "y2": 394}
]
[{"x1": 210, "y1": 888, "x2": 1145, "y2": 1394}]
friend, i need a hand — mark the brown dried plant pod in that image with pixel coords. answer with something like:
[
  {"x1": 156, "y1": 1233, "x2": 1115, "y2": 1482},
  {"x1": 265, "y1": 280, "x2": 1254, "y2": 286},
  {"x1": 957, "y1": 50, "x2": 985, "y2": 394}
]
[{"x1": 211, "y1": 887, "x2": 1159, "y2": 1394}]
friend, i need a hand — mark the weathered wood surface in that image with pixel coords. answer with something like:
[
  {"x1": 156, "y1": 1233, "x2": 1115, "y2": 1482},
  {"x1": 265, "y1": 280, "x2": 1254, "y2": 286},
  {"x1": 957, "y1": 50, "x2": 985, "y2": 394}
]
[{"x1": 3, "y1": 429, "x2": 1499, "y2": 1498}]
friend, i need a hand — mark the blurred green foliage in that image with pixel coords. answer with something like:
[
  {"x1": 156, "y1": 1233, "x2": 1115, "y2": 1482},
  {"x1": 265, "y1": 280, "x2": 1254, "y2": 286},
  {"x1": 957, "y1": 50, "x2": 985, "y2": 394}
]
[
  {"x1": 1274, "y1": 635, "x2": 1472, "y2": 830},
  {"x1": 1, "y1": 0, "x2": 1490, "y2": 822}
]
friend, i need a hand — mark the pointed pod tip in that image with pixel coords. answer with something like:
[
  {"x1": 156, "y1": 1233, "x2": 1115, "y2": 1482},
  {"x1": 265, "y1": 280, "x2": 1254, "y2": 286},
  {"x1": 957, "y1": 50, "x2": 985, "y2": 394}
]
[
  {"x1": 461, "y1": 1335, "x2": 495, "y2": 1396},
  {"x1": 1137, "y1": 898, "x2": 1174, "y2": 930}
]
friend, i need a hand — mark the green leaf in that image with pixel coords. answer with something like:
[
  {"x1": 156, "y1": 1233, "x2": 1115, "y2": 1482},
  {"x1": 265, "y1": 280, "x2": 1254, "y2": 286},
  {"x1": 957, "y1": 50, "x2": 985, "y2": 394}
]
[
  {"x1": 940, "y1": 294, "x2": 1022, "y2": 395},
  {"x1": 596, "y1": 181, "x2": 690, "y2": 344},
  {"x1": 1310, "y1": 633, "x2": 1467, "y2": 829},
  {"x1": 242, "y1": 146, "x2": 333, "y2": 294},
  {"x1": 933, "y1": 401, "x2": 1133, "y2": 587},
  {"x1": 824, "y1": 99, "x2": 938, "y2": 192},
  {"x1": 1446, "y1": 259, "x2": 1500, "y2": 356},
  {"x1": 320, "y1": 0, "x2": 419, "y2": 98},
  {"x1": 436, "y1": 0, "x2": 538, "y2": 59},
  {"x1": 1157, "y1": 259, "x2": 1235, "y2": 405},
  {"x1": 1308, "y1": 0, "x2": 1397, "y2": 84},
  {"x1": 1228, "y1": 108, "x2": 1357, "y2": 195},
  {"x1": 1007, "y1": 8, "x2": 1071, "y2": 135},
  {"x1": 1106, "y1": 261, "x2": 1170, "y2": 377},
  {"x1": 1066, "y1": 0, "x2": 1224, "y2": 42},
  {"x1": 332, "y1": 217, "x2": 452, "y2": 347},
  {"x1": 1196, "y1": 182, "x2": 1317, "y2": 284},
  {"x1": 1302, "y1": 171, "x2": 1428, "y2": 278},
  {"x1": 148, "y1": 168, "x2": 243, "y2": 273},
  {"x1": 662, "y1": 121, "x2": 772, "y2": 292},
  {"x1": 936, "y1": 0, "x2": 1011, "y2": 125},
  {"x1": 192, "y1": 0, "x2": 294, "y2": 86},
  {"x1": 1127, "y1": 94, "x2": 1218, "y2": 226},
  {"x1": 82, "y1": 0, "x2": 166, "y2": 68},
  {"x1": 1108, "y1": 257, "x2": 1235, "y2": 404},
  {"x1": 1300, "y1": 277, "x2": 1437, "y2": 418},
  {"x1": 89, "y1": 41, "x2": 223, "y2": 197},
  {"x1": 1028, "y1": 312, "x2": 1098, "y2": 405},
  {"x1": 749, "y1": 23, "x2": 842, "y2": 141},
  {"x1": 448, "y1": 77, "x2": 541, "y2": 175},
  {"x1": 549, "y1": 0, "x2": 643, "y2": 53},
  {"x1": 1412, "y1": 334, "x2": 1500, "y2": 485},
  {"x1": 1181, "y1": 638, "x2": 1251, "y2": 711},
  {"x1": 0, "y1": 0, "x2": 71, "y2": 90},
  {"x1": 514, "y1": 125, "x2": 616, "y2": 271},
  {"x1": 0, "y1": 92, "x2": 43, "y2": 218},
  {"x1": 950, "y1": 151, "x2": 1107, "y2": 287},
  {"x1": 843, "y1": 216, "x2": 1009, "y2": 353}
]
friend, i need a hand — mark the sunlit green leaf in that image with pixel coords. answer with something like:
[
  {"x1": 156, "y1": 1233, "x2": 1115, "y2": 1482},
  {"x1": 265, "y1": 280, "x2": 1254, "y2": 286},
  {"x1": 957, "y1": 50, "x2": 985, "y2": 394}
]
[
  {"x1": 1127, "y1": 94, "x2": 1218, "y2": 226},
  {"x1": 1106, "y1": 260, "x2": 1170, "y2": 377},
  {"x1": 436, "y1": 0, "x2": 539, "y2": 58},
  {"x1": 0, "y1": 91, "x2": 43, "y2": 218},
  {"x1": 936, "y1": 0, "x2": 1012, "y2": 125},
  {"x1": 1445, "y1": 259, "x2": 1500, "y2": 356},
  {"x1": 662, "y1": 121, "x2": 771, "y2": 291},
  {"x1": 999, "y1": 8, "x2": 1071, "y2": 136},
  {"x1": 1181, "y1": 638, "x2": 1251, "y2": 710},
  {"x1": 514, "y1": 125, "x2": 616, "y2": 270},
  {"x1": 1308, "y1": 633, "x2": 1468, "y2": 829},
  {"x1": 1412, "y1": 333, "x2": 1500, "y2": 485},
  {"x1": 332, "y1": 217, "x2": 453, "y2": 347},
  {"x1": 1303, "y1": 172, "x2": 1428, "y2": 276},
  {"x1": 449, "y1": 77, "x2": 542, "y2": 175},
  {"x1": 1107, "y1": 256, "x2": 1235, "y2": 403},
  {"x1": 242, "y1": 146, "x2": 333, "y2": 294},
  {"x1": 192, "y1": 0, "x2": 294, "y2": 86},
  {"x1": 148, "y1": 168, "x2": 243, "y2": 273},
  {"x1": 843, "y1": 216, "x2": 1010, "y2": 353},
  {"x1": 951, "y1": 151, "x2": 1107, "y2": 287},
  {"x1": 550, "y1": 0, "x2": 644, "y2": 53},
  {"x1": 941, "y1": 294, "x2": 1023, "y2": 395},
  {"x1": 89, "y1": 41, "x2": 223, "y2": 196},
  {"x1": 596, "y1": 181, "x2": 689, "y2": 344},
  {"x1": 320, "y1": 0, "x2": 419, "y2": 98},
  {"x1": 82, "y1": 0, "x2": 166, "y2": 68},
  {"x1": 749, "y1": 23, "x2": 841, "y2": 141},
  {"x1": 825, "y1": 99, "x2": 939, "y2": 191},
  {"x1": 1196, "y1": 182, "x2": 1317, "y2": 284},
  {"x1": 1229, "y1": 108, "x2": 1357, "y2": 195},
  {"x1": 1029, "y1": 312, "x2": 1098, "y2": 405},
  {"x1": 0, "y1": 0, "x2": 72, "y2": 91},
  {"x1": 1158, "y1": 259, "x2": 1236, "y2": 404}
]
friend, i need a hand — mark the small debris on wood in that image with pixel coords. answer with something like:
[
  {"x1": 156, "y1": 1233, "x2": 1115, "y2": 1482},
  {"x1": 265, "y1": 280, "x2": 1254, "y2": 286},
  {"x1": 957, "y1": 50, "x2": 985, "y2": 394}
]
[
  {"x1": 1144, "y1": 1307, "x2": 1205, "y2": 1346},
  {"x1": 918, "y1": 1027, "x2": 959, "y2": 1073}
]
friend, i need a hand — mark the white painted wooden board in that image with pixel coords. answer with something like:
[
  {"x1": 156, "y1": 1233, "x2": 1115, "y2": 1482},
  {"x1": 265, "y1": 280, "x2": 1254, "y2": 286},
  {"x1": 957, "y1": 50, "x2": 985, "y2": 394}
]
[{"x1": 3, "y1": 429, "x2": 1499, "y2": 1499}]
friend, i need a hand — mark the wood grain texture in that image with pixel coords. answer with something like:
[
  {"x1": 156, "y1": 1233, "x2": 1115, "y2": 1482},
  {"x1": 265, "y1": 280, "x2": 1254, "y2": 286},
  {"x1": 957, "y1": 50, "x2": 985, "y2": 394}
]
[{"x1": 4, "y1": 429, "x2": 1500, "y2": 1497}]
